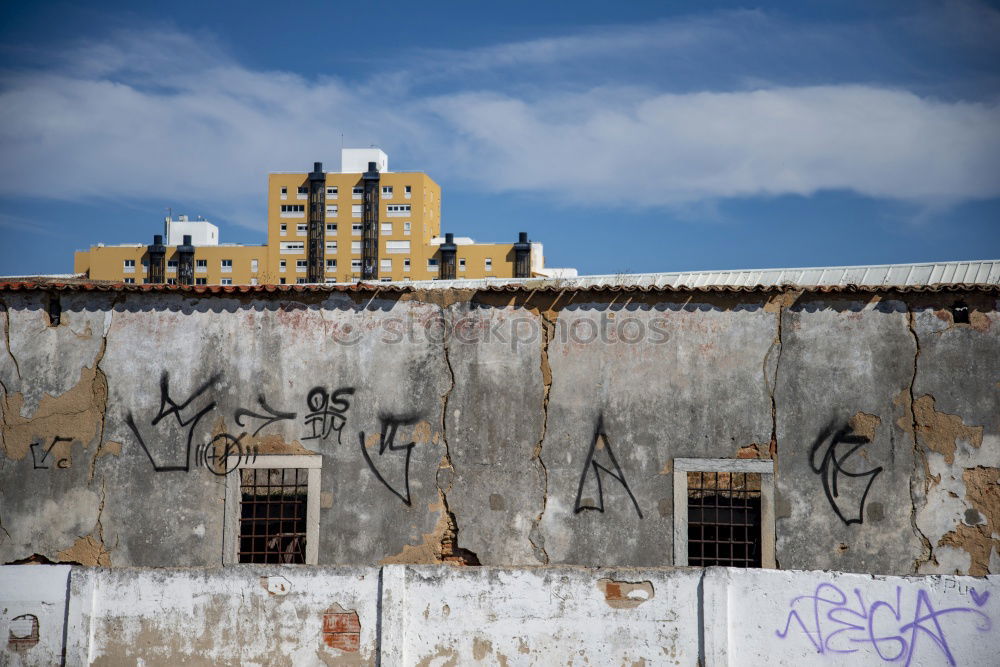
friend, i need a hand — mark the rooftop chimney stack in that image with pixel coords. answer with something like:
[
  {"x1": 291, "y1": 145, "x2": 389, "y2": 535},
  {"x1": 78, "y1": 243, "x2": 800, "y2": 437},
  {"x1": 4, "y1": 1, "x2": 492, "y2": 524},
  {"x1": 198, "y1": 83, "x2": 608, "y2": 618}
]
[
  {"x1": 440, "y1": 233, "x2": 457, "y2": 280},
  {"x1": 177, "y1": 234, "x2": 195, "y2": 286},
  {"x1": 147, "y1": 234, "x2": 166, "y2": 284},
  {"x1": 513, "y1": 232, "x2": 532, "y2": 279}
]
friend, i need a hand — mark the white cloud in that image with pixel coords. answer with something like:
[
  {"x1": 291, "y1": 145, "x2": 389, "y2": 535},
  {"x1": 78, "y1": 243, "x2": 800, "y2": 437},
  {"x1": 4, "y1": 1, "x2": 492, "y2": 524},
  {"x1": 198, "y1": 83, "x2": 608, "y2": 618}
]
[{"x1": 0, "y1": 19, "x2": 998, "y2": 231}]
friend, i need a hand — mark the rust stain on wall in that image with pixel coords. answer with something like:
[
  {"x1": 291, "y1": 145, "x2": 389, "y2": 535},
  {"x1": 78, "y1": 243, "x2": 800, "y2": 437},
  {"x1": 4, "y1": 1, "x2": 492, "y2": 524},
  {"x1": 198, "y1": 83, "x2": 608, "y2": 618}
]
[
  {"x1": 597, "y1": 578, "x2": 655, "y2": 609},
  {"x1": 1, "y1": 362, "x2": 106, "y2": 462},
  {"x1": 58, "y1": 535, "x2": 111, "y2": 566}
]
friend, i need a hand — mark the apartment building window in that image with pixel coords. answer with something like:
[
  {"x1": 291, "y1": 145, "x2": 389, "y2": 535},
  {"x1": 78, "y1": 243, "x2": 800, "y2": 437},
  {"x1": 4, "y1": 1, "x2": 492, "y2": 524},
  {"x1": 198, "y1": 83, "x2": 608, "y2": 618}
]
[
  {"x1": 427, "y1": 258, "x2": 438, "y2": 270},
  {"x1": 251, "y1": 259, "x2": 258, "y2": 273},
  {"x1": 351, "y1": 241, "x2": 361, "y2": 254},
  {"x1": 280, "y1": 242, "x2": 305, "y2": 254},
  {"x1": 296, "y1": 224, "x2": 307, "y2": 236},
  {"x1": 280, "y1": 205, "x2": 305, "y2": 218},
  {"x1": 280, "y1": 186, "x2": 287, "y2": 200},
  {"x1": 385, "y1": 241, "x2": 410, "y2": 254},
  {"x1": 672, "y1": 458, "x2": 775, "y2": 568},
  {"x1": 326, "y1": 259, "x2": 337, "y2": 271},
  {"x1": 326, "y1": 186, "x2": 338, "y2": 198},
  {"x1": 280, "y1": 260, "x2": 286, "y2": 272},
  {"x1": 403, "y1": 222, "x2": 411, "y2": 235},
  {"x1": 296, "y1": 278, "x2": 306, "y2": 284},
  {"x1": 352, "y1": 187, "x2": 363, "y2": 199},
  {"x1": 485, "y1": 258, "x2": 492, "y2": 271},
  {"x1": 280, "y1": 224, "x2": 287, "y2": 236},
  {"x1": 167, "y1": 278, "x2": 177, "y2": 285},
  {"x1": 381, "y1": 222, "x2": 392, "y2": 234},
  {"x1": 297, "y1": 186, "x2": 308, "y2": 200},
  {"x1": 296, "y1": 260, "x2": 307, "y2": 272},
  {"x1": 250, "y1": 278, "x2": 258, "y2": 286},
  {"x1": 167, "y1": 260, "x2": 178, "y2": 272},
  {"x1": 280, "y1": 278, "x2": 286, "y2": 284},
  {"x1": 196, "y1": 278, "x2": 207, "y2": 285},
  {"x1": 351, "y1": 205, "x2": 362, "y2": 218},
  {"x1": 403, "y1": 258, "x2": 411, "y2": 272},
  {"x1": 221, "y1": 259, "x2": 233, "y2": 273},
  {"x1": 223, "y1": 457, "x2": 321, "y2": 565},
  {"x1": 386, "y1": 204, "x2": 411, "y2": 217},
  {"x1": 123, "y1": 259, "x2": 136, "y2": 273},
  {"x1": 381, "y1": 186, "x2": 393, "y2": 198},
  {"x1": 459, "y1": 258, "x2": 466, "y2": 272},
  {"x1": 325, "y1": 241, "x2": 337, "y2": 252},
  {"x1": 123, "y1": 277, "x2": 135, "y2": 284},
  {"x1": 326, "y1": 205, "x2": 338, "y2": 216},
  {"x1": 380, "y1": 277, "x2": 392, "y2": 282},
  {"x1": 324, "y1": 278, "x2": 337, "y2": 284},
  {"x1": 404, "y1": 185, "x2": 412, "y2": 199},
  {"x1": 351, "y1": 259, "x2": 362, "y2": 271},
  {"x1": 326, "y1": 224, "x2": 337, "y2": 234},
  {"x1": 196, "y1": 260, "x2": 207, "y2": 273},
  {"x1": 380, "y1": 259, "x2": 392, "y2": 272},
  {"x1": 352, "y1": 224, "x2": 362, "y2": 235},
  {"x1": 221, "y1": 278, "x2": 233, "y2": 285}
]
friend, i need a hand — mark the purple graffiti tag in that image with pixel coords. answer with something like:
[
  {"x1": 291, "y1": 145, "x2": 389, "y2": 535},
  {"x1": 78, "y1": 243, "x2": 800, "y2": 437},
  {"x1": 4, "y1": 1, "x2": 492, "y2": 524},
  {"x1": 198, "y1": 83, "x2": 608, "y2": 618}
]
[{"x1": 776, "y1": 583, "x2": 993, "y2": 666}]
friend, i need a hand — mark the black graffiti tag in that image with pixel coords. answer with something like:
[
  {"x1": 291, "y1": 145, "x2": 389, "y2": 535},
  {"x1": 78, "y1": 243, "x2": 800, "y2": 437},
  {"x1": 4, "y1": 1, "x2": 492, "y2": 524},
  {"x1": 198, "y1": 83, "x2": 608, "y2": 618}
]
[
  {"x1": 359, "y1": 414, "x2": 420, "y2": 506},
  {"x1": 809, "y1": 422, "x2": 883, "y2": 526},
  {"x1": 30, "y1": 436, "x2": 74, "y2": 469},
  {"x1": 574, "y1": 415, "x2": 643, "y2": 518},
  {"x1": 126, "y1": 372, "x2": 220, "y2": 472},
  {"x1": 303, "y1": 387, "x2": 355, "y2": 443},
  {"x1": 235, "y1": 395, "x2": 297, "y2": 436}
]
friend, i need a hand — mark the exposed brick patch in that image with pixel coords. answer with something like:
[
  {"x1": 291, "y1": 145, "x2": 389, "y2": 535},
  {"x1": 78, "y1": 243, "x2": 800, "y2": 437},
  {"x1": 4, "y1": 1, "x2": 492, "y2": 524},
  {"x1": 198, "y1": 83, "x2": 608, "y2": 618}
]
[{"x1": 322, "y1": 609, "x2": 360, "y2": 652}]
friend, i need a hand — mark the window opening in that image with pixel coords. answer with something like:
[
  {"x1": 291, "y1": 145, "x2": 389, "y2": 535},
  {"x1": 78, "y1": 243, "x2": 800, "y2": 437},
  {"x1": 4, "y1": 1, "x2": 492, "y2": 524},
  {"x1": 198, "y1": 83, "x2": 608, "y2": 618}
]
[{"x1": 673, "y1": 458, "x2": 774, "y2": 568}]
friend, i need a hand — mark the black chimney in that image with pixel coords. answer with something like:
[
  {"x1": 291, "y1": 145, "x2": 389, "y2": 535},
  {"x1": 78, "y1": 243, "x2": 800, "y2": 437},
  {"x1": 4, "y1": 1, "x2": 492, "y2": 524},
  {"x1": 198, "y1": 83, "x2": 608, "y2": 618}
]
[
  {"x1": 147, "y1": 234, "x2": 166, "y2": 284},
  {"x1": 361, "y1": 161, "x2": 381, "y2": 280},
  {"x1": 440, "y1": 233, "x2": 457, "y2": 280},
  {"x1": 306, "y1": 161, "x2": 327, "y2": 283},
  {"x1": 513, "y1": 231, "x2": 531, "y2": 278},
  {"x1": 177, "y1": 234, "x2": 195, "y2": 286}
]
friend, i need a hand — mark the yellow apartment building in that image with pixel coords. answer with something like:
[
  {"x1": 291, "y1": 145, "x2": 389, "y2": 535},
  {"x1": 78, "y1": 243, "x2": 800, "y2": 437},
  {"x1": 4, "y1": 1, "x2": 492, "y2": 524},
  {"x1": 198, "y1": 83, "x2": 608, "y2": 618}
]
[{"x1": 75, "y1": 149, "x2": 573, "y2": 285}]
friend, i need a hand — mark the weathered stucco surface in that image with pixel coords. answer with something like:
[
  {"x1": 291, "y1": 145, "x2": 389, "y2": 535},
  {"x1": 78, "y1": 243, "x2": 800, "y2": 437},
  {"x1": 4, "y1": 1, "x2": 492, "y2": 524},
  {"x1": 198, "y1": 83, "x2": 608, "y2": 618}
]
[
  {"x1": 1, "y1": 286, "x2": 997, "y2": 575},
  {"x1": 2, "y1": 564, "x2": 997, "y2": 665}
]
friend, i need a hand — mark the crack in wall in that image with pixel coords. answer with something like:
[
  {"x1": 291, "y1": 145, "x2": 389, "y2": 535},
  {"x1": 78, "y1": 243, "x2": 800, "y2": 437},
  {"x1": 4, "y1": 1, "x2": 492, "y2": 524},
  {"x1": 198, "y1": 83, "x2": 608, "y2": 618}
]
[
  {"x1": 906, "y1": 306, "x2": 934, "y2": 572},
  {"x1": 438, "y1": 306, "x2": 456, "y2": 477},
  {"x1": 528, "y1": 310, "x2": 554, "y2": 565},
  {"x1": 88, "y1": 327, "x2": 110, "y2": 484},
  {"x1": 763, "y1": 293, "x2": 786, "y2": 461},
  {"x1": 1, "y1": 299, "x2": 22, "y2": 383}
]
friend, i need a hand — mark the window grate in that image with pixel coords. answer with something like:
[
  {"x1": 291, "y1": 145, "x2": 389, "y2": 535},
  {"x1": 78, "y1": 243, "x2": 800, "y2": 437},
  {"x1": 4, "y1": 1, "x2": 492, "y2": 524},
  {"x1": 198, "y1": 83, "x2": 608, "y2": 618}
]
[
  {"x1": 238, "y1": 468, "x2": 308, "y2": 564},
  {"x1": 687, "y1": 471, "x2": 761, "y2": 568}
]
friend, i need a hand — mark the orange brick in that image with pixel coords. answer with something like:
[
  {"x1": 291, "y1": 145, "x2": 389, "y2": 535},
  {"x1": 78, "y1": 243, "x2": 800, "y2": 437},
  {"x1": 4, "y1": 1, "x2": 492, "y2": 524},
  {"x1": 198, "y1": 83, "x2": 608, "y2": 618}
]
[
  {"x1": 324, "y1": 632, "x2": 360, "y2": 652},
  {"x1": 323, "y1": 612, "x2": 361, "y2": 634}
]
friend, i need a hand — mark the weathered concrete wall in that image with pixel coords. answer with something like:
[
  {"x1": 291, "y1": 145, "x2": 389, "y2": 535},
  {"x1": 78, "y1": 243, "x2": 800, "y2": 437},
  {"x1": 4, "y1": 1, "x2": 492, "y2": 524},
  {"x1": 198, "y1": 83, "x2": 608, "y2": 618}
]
[
  {"x1": 2, "y1": 564, "x2": 997, "y2": 665},
  {"x1": 1, "y1": 286, "x2": 997, "y2": 575}
]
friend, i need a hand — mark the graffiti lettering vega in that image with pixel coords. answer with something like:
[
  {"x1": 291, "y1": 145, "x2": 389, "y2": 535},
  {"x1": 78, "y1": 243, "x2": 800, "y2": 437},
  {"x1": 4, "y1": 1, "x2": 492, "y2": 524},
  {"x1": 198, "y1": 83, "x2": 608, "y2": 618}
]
[{"x1": 776, "y1": 582, "x2": 993, "y2": 666}]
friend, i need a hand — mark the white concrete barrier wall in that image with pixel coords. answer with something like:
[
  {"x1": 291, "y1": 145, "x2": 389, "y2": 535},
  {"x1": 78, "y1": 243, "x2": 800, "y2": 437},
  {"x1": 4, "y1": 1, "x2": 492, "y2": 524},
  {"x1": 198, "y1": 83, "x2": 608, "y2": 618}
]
[{"x1": 2, "y1": 565, "x2": 997, "y2": 665}]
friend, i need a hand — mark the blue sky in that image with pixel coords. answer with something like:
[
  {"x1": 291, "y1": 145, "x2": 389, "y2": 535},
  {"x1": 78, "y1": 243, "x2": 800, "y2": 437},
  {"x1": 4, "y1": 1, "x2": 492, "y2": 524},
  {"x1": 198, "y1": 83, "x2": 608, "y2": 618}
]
[{"x1": 1, "y1": 0, "x2": 998, "y2": 276}]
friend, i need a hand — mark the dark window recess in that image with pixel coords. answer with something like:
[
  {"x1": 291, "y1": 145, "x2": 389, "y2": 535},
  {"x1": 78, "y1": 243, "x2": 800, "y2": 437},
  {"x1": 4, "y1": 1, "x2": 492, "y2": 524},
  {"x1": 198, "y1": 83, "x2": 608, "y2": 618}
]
[
  {"x1": 687, "y1": 471, "x2": 762, "y2": 568},
  {"x1": 951, "y1": 300, "x2": 970, "y2": 324},
  {"x1": 238, "y1": 468, "x2": 308, "y2": 564},
  {"x1": 47, "y1": 294, "x2": 61, "y2": 326}
]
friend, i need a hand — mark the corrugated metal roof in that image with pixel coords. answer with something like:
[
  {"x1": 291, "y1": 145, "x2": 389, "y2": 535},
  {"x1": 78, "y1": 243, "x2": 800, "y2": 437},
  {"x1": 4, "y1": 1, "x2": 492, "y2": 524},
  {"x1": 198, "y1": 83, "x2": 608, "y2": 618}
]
[{"x1": 1, "y1": 259, "x2": 998, "y2": 295}]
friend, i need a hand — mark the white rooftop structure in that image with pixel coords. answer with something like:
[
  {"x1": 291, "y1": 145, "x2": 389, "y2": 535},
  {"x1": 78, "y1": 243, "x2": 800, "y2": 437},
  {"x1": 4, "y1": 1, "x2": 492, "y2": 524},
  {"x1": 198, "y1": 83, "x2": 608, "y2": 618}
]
[
  {"x1": 341, "y1": 148, "x2": 389, "y2": 174},
  {"x1": 164, "y1": 215, "x2": 218, "y2": 246}
]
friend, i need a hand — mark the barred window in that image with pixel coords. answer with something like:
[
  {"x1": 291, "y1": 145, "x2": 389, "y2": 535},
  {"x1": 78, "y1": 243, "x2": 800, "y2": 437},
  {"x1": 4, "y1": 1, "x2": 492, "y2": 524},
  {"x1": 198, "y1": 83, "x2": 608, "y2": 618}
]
[
  {"x1": 224, "y1": 456, "x2": 321, "y2": 565},
  {"x1": 673, "y1": 458, "x2": 775, "y2": 568}
]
